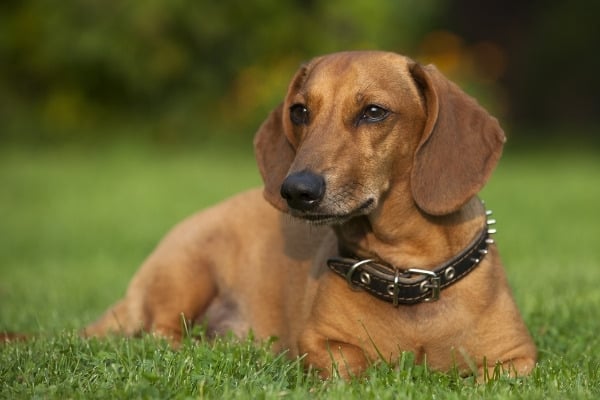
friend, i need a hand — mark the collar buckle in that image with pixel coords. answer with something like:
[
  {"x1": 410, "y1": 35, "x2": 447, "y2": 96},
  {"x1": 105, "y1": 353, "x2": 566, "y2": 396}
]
[{"x1": 406, "y1": 268, "x2": 441, "y2": 303}]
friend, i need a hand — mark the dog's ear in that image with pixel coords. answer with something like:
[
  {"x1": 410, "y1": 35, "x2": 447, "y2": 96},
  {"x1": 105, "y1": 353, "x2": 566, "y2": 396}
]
[
  {"x1": 253, "y1": 103, "x2": 293, "y2": 212},
  {"x1": 409, "y1": 63, "x2": 506, "y2": 216}
]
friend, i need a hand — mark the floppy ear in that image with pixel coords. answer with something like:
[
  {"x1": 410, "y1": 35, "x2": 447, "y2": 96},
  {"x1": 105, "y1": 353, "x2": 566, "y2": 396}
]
[
  {"x1": 409, "y1": 63, "x2": 506, "y2": 216},
  {"x1": 253, "y1": 104, "x2": 294, "y2": 212}
]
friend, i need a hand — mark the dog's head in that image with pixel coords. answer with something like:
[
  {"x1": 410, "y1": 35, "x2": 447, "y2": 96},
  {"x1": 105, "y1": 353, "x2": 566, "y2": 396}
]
[{"x1": 254, "y1": 51, "x2": 505, "y2": 222}]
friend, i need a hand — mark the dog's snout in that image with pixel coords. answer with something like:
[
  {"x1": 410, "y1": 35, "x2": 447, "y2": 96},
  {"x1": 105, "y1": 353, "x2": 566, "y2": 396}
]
[{"x1": 280, "y1": 171, "x2": 325, "y2": 211}]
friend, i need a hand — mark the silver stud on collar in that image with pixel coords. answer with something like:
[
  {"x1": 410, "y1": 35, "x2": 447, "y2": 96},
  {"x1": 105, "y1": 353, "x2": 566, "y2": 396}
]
[
  {"x1": 466, "y1": 204, "x2": 495, "y2": 264},
  {"x1": 485, "y1": 207, "x2": 497, "y2": 235}
]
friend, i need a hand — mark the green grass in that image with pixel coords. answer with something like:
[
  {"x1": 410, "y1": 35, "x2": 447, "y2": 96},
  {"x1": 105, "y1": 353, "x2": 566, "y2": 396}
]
[{"x1": 1, "y1": 141, "x2": 599, "y2": 398}]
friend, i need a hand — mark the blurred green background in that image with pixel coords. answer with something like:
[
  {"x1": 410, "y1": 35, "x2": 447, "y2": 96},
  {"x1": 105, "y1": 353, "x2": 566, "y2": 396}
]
[
  {"x1": 2, "y1": 0, "x2": 599, "y2": 145},
  {"x1": 1, "y1": 3, "x2": 600, "y2": 395}
]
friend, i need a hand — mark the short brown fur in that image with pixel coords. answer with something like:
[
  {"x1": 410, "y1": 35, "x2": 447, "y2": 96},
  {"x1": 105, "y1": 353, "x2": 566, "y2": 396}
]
[{"x1": 61, "y1": 51, "x2": 536, "y2": 379}]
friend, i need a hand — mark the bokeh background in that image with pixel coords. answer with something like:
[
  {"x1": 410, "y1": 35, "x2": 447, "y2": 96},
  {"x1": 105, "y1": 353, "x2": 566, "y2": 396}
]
[
  {"x1": 2, "y1": 0, "x2": 599, "y2": 145},
  {"x1": 2, "y1": 3, "x2": 600, "y2": 396}
]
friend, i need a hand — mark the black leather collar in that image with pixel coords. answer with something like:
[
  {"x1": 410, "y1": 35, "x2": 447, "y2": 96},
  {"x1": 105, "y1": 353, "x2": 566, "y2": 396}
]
[{"x1": 327, "y1": 213, "x2": 496, "y2": 306}]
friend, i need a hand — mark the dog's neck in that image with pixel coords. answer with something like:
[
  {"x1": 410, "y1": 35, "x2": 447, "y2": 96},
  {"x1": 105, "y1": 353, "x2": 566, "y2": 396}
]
[{"x1": 333, "y1": 195, "x2": 486, "y2": 270}]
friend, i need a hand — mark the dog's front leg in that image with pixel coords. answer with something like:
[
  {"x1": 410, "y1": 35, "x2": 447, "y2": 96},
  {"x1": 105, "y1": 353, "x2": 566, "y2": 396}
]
[{"x1": 298, "y1": 328, "x2": 370, "y2": 379}]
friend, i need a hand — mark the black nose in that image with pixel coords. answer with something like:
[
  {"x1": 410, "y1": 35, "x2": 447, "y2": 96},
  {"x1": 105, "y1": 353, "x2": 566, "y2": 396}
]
[{"x1": 280, "y1": 170, "x2": 325, "y2": 211}]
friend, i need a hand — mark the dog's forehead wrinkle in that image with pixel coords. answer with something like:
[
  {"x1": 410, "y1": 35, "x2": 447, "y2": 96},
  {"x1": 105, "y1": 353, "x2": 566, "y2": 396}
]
[
  {"x1": 354, "y1": 82, "x2": 380, "y2": 104},
  {"x1": 301, "y1": 71, "x2": 417, "y2": 113}
]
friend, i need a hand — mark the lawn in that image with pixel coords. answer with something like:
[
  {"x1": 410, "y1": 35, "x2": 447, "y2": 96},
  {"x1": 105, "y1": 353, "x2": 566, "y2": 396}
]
[{"x1": 1, "y1": 140, "x2": 599, "y2": 399}]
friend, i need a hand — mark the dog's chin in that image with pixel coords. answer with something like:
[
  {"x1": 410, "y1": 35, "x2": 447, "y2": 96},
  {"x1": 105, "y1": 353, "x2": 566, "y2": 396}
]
[{"x1": 289, "y1": 198, "x2": 375, "y2": 226}]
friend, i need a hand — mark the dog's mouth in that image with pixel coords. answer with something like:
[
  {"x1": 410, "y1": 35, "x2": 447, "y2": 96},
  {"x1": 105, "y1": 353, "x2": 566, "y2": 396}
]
[{"x1": 290, "y1": 198, "x2": 375, "y2": 225}]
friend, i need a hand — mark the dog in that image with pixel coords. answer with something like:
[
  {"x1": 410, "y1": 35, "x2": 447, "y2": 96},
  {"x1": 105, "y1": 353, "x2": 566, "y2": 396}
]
[{"x1": 13, "y1": 51, "x2": 538, "y2": 379}]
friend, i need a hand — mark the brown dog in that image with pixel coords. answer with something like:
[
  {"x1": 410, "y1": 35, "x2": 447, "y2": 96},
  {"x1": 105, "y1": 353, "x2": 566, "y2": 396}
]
[{"x1": 83, "y1": 51, "x2": 536, "y2": 379}]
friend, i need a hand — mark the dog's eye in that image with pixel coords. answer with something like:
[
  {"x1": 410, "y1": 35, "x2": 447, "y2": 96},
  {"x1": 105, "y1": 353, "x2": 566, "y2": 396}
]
[
  {"x1": 290, "y1": 104, "x2": 310, "y2": 125},
  {"x1": 360, "y1": 105, "x2": 389, "y2": 123}
]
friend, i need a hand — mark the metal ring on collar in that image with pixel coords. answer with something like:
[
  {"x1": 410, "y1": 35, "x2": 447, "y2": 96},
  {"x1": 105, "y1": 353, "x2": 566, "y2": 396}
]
[{"x1": 345, "y1": 259, "x2": 374, "y2": 291}]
